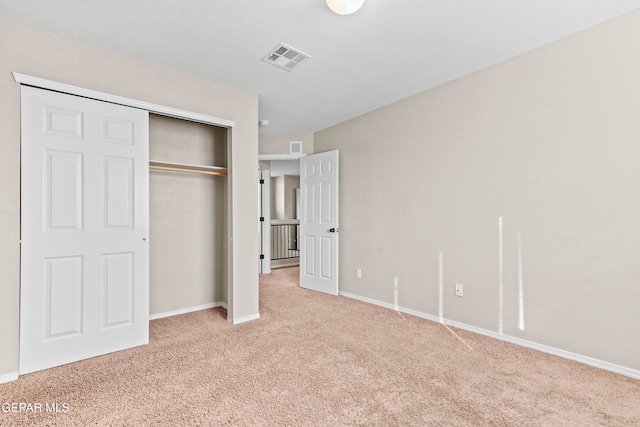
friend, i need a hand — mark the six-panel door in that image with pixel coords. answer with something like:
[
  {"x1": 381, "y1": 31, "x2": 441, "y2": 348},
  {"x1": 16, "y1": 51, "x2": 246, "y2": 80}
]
[
  {"x1": 20, "y1": 86, "x2": 149, "y2": 374},
  {"x1": 299, "y1": 150, "x2": 339, "y2": 295}
]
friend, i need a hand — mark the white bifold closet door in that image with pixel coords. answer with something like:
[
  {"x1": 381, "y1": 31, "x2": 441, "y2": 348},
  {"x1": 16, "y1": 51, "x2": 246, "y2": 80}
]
[{"x1": 20, "y1": 86, "x2": 150, "y2": 374}]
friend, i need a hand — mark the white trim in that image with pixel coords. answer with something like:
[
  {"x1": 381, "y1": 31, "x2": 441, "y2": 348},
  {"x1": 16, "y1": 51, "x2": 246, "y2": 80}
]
[
  {"x1": 149, "y1": 302, "x2": 228, "y2": 321},
  {"x1": 259, "y1": 162, "x2": 271, "y2": 275},
  {"x1": 271, "y1": 260, "x2": 300, "y2": 269},
  {"x1": 230, "y1": 312, "x2": 261, "y2": 325},
  {"x1": 258, "y1": 153, "x2": 306, "y2": 161},
  {"x1": 12, "y1": 73, "x2": 235, "y2": 128},
  {"x1": 0, "y1": 371, "x2": 19, "y2": 384},
  {"x1": 339, "y1": 291, "x2": 640, "y2": 381}
]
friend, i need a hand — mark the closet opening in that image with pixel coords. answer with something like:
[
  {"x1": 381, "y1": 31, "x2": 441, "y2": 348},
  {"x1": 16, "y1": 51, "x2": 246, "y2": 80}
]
[{"x1": 148, "y1": 114, "x2": 229, "y2": 318}]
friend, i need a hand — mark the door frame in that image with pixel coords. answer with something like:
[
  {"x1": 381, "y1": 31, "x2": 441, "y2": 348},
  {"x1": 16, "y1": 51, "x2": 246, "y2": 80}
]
[
  {"x1": 258, "y1": 161, "x2": 272, "y2": 274},
  {"x1": 13, "y1": 74, "x2": 235, "y2": 128},
  {"x1": 13, "y1": 73, "x2": 242, "y2": 323}
]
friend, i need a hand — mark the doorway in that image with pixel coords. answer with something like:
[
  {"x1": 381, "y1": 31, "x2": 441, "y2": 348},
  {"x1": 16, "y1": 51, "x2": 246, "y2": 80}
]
[{"x1": 259, "y1": 157, "x2": 301, "y2": 274}]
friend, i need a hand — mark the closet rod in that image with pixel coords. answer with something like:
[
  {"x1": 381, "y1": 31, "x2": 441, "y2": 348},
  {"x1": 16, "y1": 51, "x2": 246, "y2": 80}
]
[{"x1": 149, "y1": 160, "x2": 228, "y2": 177}]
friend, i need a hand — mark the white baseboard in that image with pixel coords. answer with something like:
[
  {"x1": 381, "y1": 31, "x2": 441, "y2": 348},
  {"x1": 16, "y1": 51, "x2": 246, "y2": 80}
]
[
  {"x1": 149, "y1": 302, "x2": 261, "y2": 325},
  {"x1": 0, "y1": 371, "x2": 19, "y2": 384},
  {"x1": 149, "y1": 302, "x2": 227, "y2": 321},
  {"x1": 339, "y1": 291, "x2": 640, "y2": 381},
  {"x1": 230, "y1": 312, "x2": 261, "y2": 325},
  {"x1": 271, "y1": 261, "x2": 300, "y2": 269}
]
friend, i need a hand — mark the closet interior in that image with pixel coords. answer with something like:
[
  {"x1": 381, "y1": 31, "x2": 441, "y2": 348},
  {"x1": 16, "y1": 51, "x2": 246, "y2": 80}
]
[{"x1": 148, "y1": 114, "x2": 228, "y2": 317}]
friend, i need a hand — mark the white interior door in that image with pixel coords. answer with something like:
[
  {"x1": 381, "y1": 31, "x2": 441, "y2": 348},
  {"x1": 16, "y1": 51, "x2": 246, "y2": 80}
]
[
  {"x1": 299, "y1": 150, "x2": 339, "y2": 295},
  {"x1": 20, "y1": 86, "x2": 149, "y2": 374}
]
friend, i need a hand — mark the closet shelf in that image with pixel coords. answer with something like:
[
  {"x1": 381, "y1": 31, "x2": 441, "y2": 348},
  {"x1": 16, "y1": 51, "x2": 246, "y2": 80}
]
[{"x1": 149, "y1": 160, "x2": 228, "y2": 177}]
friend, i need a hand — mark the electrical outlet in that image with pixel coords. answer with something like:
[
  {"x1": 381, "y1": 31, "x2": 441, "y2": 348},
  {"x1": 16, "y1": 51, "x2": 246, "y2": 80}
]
[
  {"x1": 356, "y1": 268, "x2": 362, "y2": 279},
  {"x1": 455, "y1": 283, "x2": 464, "y2": 297}
]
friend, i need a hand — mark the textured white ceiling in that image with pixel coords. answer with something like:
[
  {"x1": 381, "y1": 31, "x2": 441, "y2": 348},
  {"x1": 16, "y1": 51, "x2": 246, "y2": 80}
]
[{"x1": 0, "y1": 1, "x2": 638, "y2": 134}]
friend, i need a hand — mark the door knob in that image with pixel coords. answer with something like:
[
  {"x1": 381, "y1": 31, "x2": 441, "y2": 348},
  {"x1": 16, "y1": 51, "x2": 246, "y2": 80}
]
[{"x1": 329, "y1": 228, "x2": 338, "y2": 233}]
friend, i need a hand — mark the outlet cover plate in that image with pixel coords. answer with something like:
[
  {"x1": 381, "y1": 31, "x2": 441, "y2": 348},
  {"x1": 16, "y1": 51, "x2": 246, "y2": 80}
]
[{"x1": 455, "y1": 283, "x2": 464, "y2": 297}]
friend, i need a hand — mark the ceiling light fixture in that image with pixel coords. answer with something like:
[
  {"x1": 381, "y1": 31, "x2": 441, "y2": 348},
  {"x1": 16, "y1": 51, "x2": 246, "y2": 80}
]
[{"x1": 326, "y1": 0, "x2": 365, "y2": 15}]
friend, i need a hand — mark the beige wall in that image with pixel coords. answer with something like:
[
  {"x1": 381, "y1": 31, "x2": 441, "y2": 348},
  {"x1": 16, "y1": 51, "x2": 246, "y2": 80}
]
[
  {"x1": 271, "y1": 175, "x2": 300, "y2": 220},
  {"x1": 284, "y1": 176, "x2": 300, "y2": 220},
  {"x1": 149, "y1": 115, "x2": 228, "y2": 313},
  {"x1": 0, "y1": 17, "x2": 259, "y2": 378},
  {"x1": 315, "y1": 11, "x2": 640, "y2": 372},
  {"x1": 259, "y1": 133, "x2": 314, "y2": 155},
  {"x1": 271, "y1": 176, "x2": 284, "y2": 219}
]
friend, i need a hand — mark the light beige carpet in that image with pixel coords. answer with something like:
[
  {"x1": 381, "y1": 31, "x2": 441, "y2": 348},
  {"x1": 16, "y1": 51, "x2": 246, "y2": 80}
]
[{"x1": 2, "y1": 266, "x2": 640, "y2": 426}]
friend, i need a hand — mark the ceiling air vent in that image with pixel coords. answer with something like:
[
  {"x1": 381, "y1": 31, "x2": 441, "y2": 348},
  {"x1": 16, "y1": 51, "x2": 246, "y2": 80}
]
[{"x1": 262, "y1": 43, "x2": 310, "y2": 71}]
